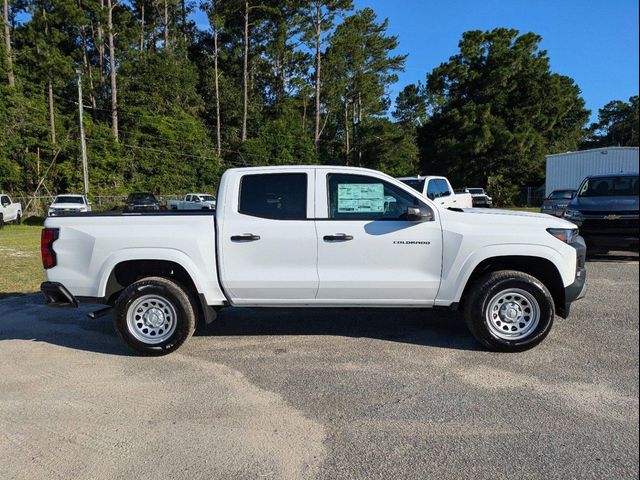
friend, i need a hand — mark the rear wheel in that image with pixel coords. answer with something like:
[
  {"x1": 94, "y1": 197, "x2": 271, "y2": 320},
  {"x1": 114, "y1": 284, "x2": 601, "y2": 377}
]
[
  {"x1": 13, "y1": 213, "x2": 21, "y2": 225},
  {"x1": 113, "y1": 276, "x2": 197, "y2": 355},
  {"x1": 464, "y1": 270, "x2": 555, "y2": 352}
]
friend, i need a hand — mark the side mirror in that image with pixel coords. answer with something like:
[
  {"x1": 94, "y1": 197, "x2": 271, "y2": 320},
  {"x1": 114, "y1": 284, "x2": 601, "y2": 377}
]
[{"x1": 406, "y1": 206, "x2": 434, "y2": 222}]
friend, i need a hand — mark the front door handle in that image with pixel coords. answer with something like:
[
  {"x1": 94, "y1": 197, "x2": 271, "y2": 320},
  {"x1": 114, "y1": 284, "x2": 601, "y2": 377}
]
[
  {"x1": 231, "y1": 234, "x2": 261, "y2": 242},
  {"x1": 323, "y1": 233, "x2": 353, "y2": 242}
]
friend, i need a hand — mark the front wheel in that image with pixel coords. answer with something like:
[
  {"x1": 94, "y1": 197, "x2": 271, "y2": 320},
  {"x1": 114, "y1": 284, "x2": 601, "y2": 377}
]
[
  {"x1": 113, "y1": 276, "x2": 197, "y2": 355},
  {"x1": 464, "y1": 270, "x2": 555, "y2": 352}
]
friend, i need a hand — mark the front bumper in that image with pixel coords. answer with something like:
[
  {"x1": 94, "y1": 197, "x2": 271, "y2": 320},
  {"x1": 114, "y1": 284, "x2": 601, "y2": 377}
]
[
  {"x1": 41, "y1": 282, "x2": 78, "y2": 307},
  {"x1": 558, "y1": 236, "x2": 587, "y2": 318}
]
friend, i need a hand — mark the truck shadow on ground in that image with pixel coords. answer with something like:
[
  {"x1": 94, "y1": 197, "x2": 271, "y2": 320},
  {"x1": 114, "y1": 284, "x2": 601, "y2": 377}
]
[
  {"x1": 0, "y1": 294, "x2": 482, "y2": 355},
  {"x1": 196, "y1": 307, "x2": 482, "y2": 352}
]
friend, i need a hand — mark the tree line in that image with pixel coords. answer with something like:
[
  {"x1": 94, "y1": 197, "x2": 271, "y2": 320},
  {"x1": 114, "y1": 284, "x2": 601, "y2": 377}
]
[{"x1": 1, "y1": 0, "x2": 637, "y2": 204}]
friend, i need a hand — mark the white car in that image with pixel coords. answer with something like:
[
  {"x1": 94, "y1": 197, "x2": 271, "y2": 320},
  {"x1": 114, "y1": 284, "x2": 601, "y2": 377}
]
[
  {"x1": 397, "y1": 175, "x2": 473, "y2": 208},
  {"x1": 48, "y1": 194, "x2": 91, "y2": 216},
  {"x1": 0, "y1": 193, "x2": 22, "y2": 227},
  {"x1": 167, "y1": 193, "x2": 216, "y2": 210},
  {"x1": 41, "y1": 166, "x2": 586, "y2": 355}
]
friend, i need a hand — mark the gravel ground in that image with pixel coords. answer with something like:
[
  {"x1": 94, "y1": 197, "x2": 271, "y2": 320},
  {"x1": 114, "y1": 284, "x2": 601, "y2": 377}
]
[{"x1": 1, "y1": 256, "x2": 638, "y2": 480}]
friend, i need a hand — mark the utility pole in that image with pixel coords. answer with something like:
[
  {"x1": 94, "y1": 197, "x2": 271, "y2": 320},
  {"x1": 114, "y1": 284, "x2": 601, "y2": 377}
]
[{"x1": 77, "y1": 69, "x2": 89, "y2": 198}]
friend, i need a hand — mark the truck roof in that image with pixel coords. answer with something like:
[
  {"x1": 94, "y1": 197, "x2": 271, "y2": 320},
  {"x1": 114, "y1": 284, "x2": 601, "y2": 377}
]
[{"x1": 396, "y1": 175, "x2": 446, "y2": 181}]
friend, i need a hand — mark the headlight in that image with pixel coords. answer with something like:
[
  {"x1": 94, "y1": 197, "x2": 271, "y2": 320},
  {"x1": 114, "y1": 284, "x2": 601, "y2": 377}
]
[
  {"x1": 564, "y1": 209, "x2": 582, "y2": 220},
  {"x1": 547, "y1": 228, "x2": 579, "y2": 243}
]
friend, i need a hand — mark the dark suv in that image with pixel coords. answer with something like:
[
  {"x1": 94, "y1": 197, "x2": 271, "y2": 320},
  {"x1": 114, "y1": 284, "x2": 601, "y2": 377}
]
[
  {"x1": 124, "y1": 192, "x2": 161, "y2": 211},
  {"x1": 564, "y1": 173, "x2": 639, "y2": 251}
]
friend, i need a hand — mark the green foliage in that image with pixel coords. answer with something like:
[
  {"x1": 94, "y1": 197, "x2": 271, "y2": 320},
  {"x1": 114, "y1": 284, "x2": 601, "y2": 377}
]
[
  {"x1": 1, "y1": 4, "x2": 610, "y2": 200},
  {"x1": 583, "y1": 95, "x2": 639, "y2": 148},
  {"x1": 418, "y1": 28, "x2": 590, "y2": 191},
  {"x1": 487, "y1": 174, "x2": 519, "y2": 207}
]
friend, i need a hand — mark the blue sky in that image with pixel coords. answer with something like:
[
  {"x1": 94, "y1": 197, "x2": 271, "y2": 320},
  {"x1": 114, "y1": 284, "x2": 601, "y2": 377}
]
[
  {"x1": 193, "y1": 0, "x2": 639, "y2": 123},
  {"x1": 354, "y1": 0, "x2": 639, "y2": 122}
]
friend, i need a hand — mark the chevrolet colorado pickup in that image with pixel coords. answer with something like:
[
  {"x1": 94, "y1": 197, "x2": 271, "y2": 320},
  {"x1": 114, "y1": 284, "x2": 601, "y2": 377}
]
[{"x1": 41, "y1": 166, "x2": 587, "y2": 355}]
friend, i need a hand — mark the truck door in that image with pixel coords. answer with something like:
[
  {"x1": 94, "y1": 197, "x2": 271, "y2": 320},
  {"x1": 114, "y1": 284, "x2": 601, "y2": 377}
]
[
  {"x1": 218, "y1": 170, "x2": 319, "y2": 304},
  {"x1": 314, "y1": 171, "x2": 442, "y2": 304}
]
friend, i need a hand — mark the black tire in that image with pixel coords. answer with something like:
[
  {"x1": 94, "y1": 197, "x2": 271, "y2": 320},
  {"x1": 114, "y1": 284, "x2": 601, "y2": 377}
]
[
  {"x1": 0, "y1": 214, "x2": 4, "y2": 229},
  {"x1": 13, "y1": 213, "x2": 21, "y2": 225},
  {"x1": 113, "y1": 276, "x2": 197, "y2": 355},
  {"x1": 464, "y1": 270, "x2": 555, "y2": 352}
]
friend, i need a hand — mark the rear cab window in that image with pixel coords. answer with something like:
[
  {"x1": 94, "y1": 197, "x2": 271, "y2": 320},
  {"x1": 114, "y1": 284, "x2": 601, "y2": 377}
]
[{"x1": 239, "y1": 173, "x2": 308, "y2": 220}]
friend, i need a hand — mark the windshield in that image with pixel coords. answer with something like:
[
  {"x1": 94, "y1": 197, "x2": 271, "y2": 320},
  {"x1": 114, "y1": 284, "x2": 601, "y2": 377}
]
[
  {"x1": 578, "y1": 176, "x2": 639, "y2": 197},
  {"x1": 200, "y1": 195, "x2": 215, "y2": 202},
  {"x1": 467, "y1": 188, "x2": 484, "y2": 194},
  {"x1": 54, "y1": 196, "x2": 84, "y2": 204},
  {"x1": 399, "y1": 179, "x2": 426, "y2": 193},
  {"x1": 128, "y1": 193, "x2": 157, "y2": 202},
  {"x1": 548, "y1": 190, "x2": 575, "y2": 200}
]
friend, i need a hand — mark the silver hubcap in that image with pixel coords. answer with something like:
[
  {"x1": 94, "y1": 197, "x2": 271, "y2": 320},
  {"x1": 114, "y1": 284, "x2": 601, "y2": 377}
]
[
  {"x1": 126, "y1": 294, "x2": 177, "y2": 344},
  {"x1": 486, "y1": 288, "x2": 540, "y2": 341}
]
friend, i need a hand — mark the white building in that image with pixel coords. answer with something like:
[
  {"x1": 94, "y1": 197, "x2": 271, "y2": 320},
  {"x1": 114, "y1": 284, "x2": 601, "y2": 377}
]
[{"x1": 545, "y1": 146, "x2": 639, "y2": 195}]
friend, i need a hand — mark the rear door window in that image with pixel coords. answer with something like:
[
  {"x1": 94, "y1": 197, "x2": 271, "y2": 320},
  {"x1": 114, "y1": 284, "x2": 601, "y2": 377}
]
[{"x1": 239, "y1": 173, "x2": 307, "y2": 220}]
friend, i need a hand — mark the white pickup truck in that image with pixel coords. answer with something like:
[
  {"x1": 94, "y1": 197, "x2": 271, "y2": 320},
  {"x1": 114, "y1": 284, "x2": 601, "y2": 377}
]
[
  {"x1": 0, "y1": 193, "x2": 22, "y2": 227},
  {"x1": 41, "y1": 166, "x2": 586, "y2": 355},
  {"x1": 397, "y1": 175, "x2": 473, "y2": 209},
  {"x1": 167, "y1": 193, "x2": 216, "y2": 210}
]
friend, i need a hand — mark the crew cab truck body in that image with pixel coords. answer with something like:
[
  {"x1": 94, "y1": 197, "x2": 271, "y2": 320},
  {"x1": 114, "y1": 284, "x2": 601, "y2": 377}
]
[
  {"x1": 167, "y1": 193, "x2": 216, "y2": 210},
  {"x1": 41, "y1": 166, "x2": 587, "y2": 355},
  {"x1": 397, "y1": 175, "x2": 473, "y2": 209},
  {"x1": 0, "y1": 194, "x2": 22, "y2": 227}
]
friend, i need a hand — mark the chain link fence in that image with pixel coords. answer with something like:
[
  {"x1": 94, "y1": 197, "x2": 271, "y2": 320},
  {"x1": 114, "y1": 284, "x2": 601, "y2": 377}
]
[{"x1": 5, "y1": 194, "x2": 184, "y2": 217}]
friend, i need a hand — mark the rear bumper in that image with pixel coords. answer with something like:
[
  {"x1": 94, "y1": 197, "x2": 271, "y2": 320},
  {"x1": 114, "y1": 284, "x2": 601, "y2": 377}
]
[{"x1": 41, "y1": 282, "x2": 78, "y2": 308}]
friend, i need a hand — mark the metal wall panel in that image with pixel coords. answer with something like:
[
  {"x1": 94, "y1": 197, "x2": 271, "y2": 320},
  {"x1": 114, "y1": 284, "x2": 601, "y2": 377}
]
[{"x1": 545, "y1": 147, "x2": 639, "y2": 195}]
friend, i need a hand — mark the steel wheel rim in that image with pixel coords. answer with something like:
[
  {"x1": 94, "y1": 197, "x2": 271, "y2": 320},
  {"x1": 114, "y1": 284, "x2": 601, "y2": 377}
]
[
  {"x1": 486, "y1": 288, "x2": 540, "y2": 341},
  {"x1": 126, "y1": 294, "x2": 177, "y2": 344}
]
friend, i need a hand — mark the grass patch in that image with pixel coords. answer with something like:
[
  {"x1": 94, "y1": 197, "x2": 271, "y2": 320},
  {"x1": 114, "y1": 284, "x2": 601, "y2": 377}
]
[
  {"x1": 506, "y1": 206, "x2": 540, "y2": 213},
  {"x1": 0, "y1": 223, "x2": 43, "y2": 297}
]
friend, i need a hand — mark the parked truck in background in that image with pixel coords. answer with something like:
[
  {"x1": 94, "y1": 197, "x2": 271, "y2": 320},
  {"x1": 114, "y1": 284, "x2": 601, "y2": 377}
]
[
  {"x1": 41, "y1": 166, "x2": 586, "y2": 355},
  {"x1": 564, "y1": 173, "x2": 639, "y2": 252},
  {"x1": 397, "y1": 175, "x2": 473, "y2": 208},
  {"x1": 465, "y1": 188, "x2": 493, "y2": 208},
  {"x1": 0, "y1": 194, "x2": 22, "y2": 228},
  {"x1": 48, "y1": 194, "x2": 91, "y2": 216},
  {"x1": 167, "y1": 193, "x2": 216, "y2": 210}
]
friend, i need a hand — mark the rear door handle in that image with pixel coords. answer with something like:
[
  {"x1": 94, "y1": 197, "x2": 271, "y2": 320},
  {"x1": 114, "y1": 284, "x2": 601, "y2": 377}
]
[
  {"x1": 231, "y1": 234, "x2": 261, "y2": 242},
  {"x1": 323, "y1": 234, "x2": 353, "y2": 242}
]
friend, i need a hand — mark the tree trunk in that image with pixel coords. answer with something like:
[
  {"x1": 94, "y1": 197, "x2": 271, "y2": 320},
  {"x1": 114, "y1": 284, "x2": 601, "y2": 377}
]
[
  {"x1": 139, "y1": 3, "x2": 144, "y2": 51},
  {"x1": 180, "y1": 0, "x2": 186, "y2": 41},
  {"x1": 107, "y1": 0, "x2": 118, "y2": 141},
  {"x1": 344, "y1": 99, "x2": 349, "y2": 165},
  {"x1": 2, "y1": 0, "x2": 15, "y2": 86},
  {"x1": 97, "y1": 0, "x2": 105, "y2": 88},
  {"x1": 81, "y1": 25, "x2": 97, "y2": 111},
  {"x1": 47, "y1": 79, "x2": 56, "y2": 144},
  {"x1": 163, "y1": 0, "x2": 169, "y2": 48},
  {"x1": 213, "y1": 29, "x2": 221, "y2": 157},
  {"x1": 241, "y1": 0, "x2": 248, "y2": 142},
  {"x1": 313, "y1": 4, "x2": 321, "y2": 151}
]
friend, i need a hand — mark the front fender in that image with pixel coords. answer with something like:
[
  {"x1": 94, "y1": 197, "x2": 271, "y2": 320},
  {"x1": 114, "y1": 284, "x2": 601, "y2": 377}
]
[{"x1": 436, "y1": 243, "x2": 576, "y2": 305}]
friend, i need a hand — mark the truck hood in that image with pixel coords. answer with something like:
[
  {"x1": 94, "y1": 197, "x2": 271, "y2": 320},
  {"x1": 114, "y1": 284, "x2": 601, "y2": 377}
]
[
  {"x1": 568, "y1": 196, "x2": 639, "y2": 212},
  {"x1": 453, "y1": 207, "x2": 574, "y2": 228}
]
